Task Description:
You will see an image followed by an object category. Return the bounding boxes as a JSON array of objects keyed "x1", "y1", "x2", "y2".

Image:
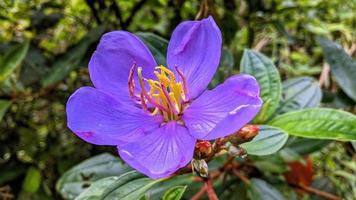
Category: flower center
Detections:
[{"x1": 128, "y1": 64, "x2": 189, "y2": 121}]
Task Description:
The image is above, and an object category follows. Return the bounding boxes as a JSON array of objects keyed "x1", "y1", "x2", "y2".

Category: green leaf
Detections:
[
  {"x1": 249, "y1": 178, "x2": 286, "y2": 200},
  {"x1": 100, "y1": 171, "x2": 164, "y2": 200},
  {"x1": 146, "y1": 174, "x2": 193, "y2": 199},
  {"x1": 162, "y1": 185, "x2": 187, "y2": 200},
  {"x1": 209, "y1": 48, "x2": 235, "y2": 88},
  {"x1": 137, "y1": 32, "x2": 168, "y2": 66},
  {"x1": 76, "y1": 176, "x2": 119, "y2": 200},
  {"x1": 269, "y1": 108, "x2": 356, "y2": 140},
  {"x1": 240, "y1": 125, "x2": 288, "y2": 156},
  {"x1": 0, "y1": 41, "x2": 29, "y2": 82},
  {"x1": 286, "y1": 137, "x2": 331, "y2": 155},
  {"x1": 19, "y1": 46, "x2": 48, "y2": 85},
  {"x1": 317, "y1": 37, "x2": 356, "y2": 101},
  {"x1": 220, "y1": 48, "x2": 234, "y2": 69},
  {"x1": 22, "y1": 167, "x2": 41, "y2": 194},
  {"x1": 277, "y1": 77, "x2": 322, "y2": 114},
  {"x1": 41, "y1": 26, "x2": 105, "y2": 87},
  {"x1": 76, "y1": 174, "x2": 176, "y2": 200},
  {"x1": 278, "y1": 148, "x2": 303, "y2": 163},
  {"x1": 240, "y1": 49, "x2": 282, "y2": 123},
  {"x1": 253, "y1": 160, "x2": 288, "y2": 173},
  {"x1": 56, "y1": 153, "x2": 131, "y2": 200},
  {"x1": 0, "y1": 100, "x2": 11, "y2": 122},
  {"x1": 218, "y1": 181, "x2": 249, "y2": 200}
]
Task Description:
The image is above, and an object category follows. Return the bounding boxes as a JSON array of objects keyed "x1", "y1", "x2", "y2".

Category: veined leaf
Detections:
[
  {"x1": 240, "y1": 49, "x2": 282, "y2": 123},
  {"x1": 241, "y1": 125, "x2": 288, "y2": 156},
  {"x1": 76, "y1": 175, "x2": 189, "y2": 200},
  {"x1": 0, "y1": 41, "x2": 29, "y2": 82},
  {"x1": 277, "y1": 77, "x2": 321, "y2": 114},
  {"x1": 147, "y1": 174, "x2": 193, "y2": 199},
  {"x1": 162, "y1": 185, "x2": 187, "y2": 200},
  {"x1": 100, "y1": 171, "x2": 164, "y2": 200},
  {"x1": 317, "y1": 37, "x2": 356, "y2": 102},
  {"x1": 76, "y1": 176, "x2": 119, "y2": 200},
  {"x1": 56, "y1": 153, "x2": 131, "y2": 200},
  {"x1": 269, "y1": 108, "x2": 356, "y2": 140}
]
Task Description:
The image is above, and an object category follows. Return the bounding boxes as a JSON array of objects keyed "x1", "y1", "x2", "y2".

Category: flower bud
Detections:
[
  {"x1": 239, "y1": 125, "x2": 259, "y2": 139},
  {"x1": 191, "y1": 159, "x2": 209, "y2": 178},
  {"x1": 194, "y1": 140, "x2": 212, "y2": 159},
  {"x1": 226, "y1": 125, "x2": 259, "y2": 145}
]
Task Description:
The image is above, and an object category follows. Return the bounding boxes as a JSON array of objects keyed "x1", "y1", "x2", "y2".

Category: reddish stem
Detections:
[
  {"x1": 233, "y1": 170, "x2": 250, "y2": 184},
  {"x1": 205, "y1": 178, "x2": 219, "y2": 200},
  {"x1": 297, "y1": 184, "x2": 342, "y2": 200},
  {"x1": 191, "y1": 185, "x2": 207, "y2": 200}
]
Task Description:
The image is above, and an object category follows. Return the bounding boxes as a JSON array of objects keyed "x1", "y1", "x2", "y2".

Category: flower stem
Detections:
[
  {"x1": 205, "y1": 178, "x2": 218, "y2": 200},
  {"x1": 296, "y1": 184, "x2": 342, "y2": 200},
  {"x1": 191, "y1": 185, "x2": 207, "y2": 200},
  {"x1": 232, "y1": 170, "x2": 250, "y2": 184}
]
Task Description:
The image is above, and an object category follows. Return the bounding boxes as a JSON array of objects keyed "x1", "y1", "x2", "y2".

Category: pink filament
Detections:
[
  {"x1": 175, "y1": 66, "x2": 189, "y2": 102},
  {"x1": 128, "y1": 63, "x2": 136, "y2": 98}
]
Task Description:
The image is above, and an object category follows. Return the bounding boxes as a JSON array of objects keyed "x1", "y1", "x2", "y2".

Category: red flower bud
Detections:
[
  {"x1": 237, "y1": 125, "x2": 259, "y2": 139},
  {"x1": 194, "y1": 140, "x2": 212, "y2": 158},
  {"x1": 226, "y1": 125, "x2": 260, "y2": 145}
]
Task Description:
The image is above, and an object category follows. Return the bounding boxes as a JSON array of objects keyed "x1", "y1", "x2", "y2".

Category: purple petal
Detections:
[
  {"x1": 89, "y1": 31, "x2": 157, "y2": 104},
  {"x1": 118, "y1": 121, "x2": 196, "y2": 179},
  {"x1": 182, "y1": 74, "x2": 262, "y2": 140},
  {"x1": 66, "y1": 87, "x2": 162, "y2": 145},
  {"x1": 167, "y1": 16, "x2": 222, "y2": 99}
]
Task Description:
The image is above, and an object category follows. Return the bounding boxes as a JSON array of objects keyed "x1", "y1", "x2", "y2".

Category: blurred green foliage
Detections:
[{"x1": 0, "y1": 0, "x2": 355, "y2": 199}]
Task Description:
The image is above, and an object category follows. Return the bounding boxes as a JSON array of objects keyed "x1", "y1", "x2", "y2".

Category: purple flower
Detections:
[{"x1": 66, "y1": 16, "x2": 262, "y2": 179}]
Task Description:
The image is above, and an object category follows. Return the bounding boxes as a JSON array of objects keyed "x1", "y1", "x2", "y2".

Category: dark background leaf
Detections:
[{"x1": 317, "y1": 38, "x2": 356, "y2": 102}]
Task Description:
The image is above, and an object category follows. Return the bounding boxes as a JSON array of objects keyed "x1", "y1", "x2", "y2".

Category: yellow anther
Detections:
[
  {"x1": 156, "y1": 65, "x2": 176, "y2": 81},
  {"x1": 147, "y1": 79, "x2": 159, "y2": 94},
  {"x1": 154, "y1": 71, "x2": 170, "y2": 87},
  {"x1": 151, "y1": 86, "x2": 169, "y2": 110},
  {"x1": 171, "y1": 83, "x2": 183, "y2": 103},
  {"x1": 169, "y1": 92, "x2": 180, "y2": 112},
  {"x1": 137, "y1": 67, "x2": 169, "y2": 113},
  {"x1": 133, "y1": 65, "x2": 187, "y2": 121}
]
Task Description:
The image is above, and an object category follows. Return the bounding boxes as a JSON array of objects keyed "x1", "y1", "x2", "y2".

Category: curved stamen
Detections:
[
  {"x1": 128, "y1": 63, "x2": 136, "y2": 98},
  {"x1": 175, "y1": 65, "x2": 189, "y2": 102},
  {"x1": 137, "y1": 67, "x2": 170, "y2": 113},
  {"x1": 160, "y1": 84, "x2": 179, "y2": 116},
  {"x1": 156, "y1": 66, "x2": 176, "y2": 81},
  {"x1": 129, "y1": 65, "x2": 188, "y2": 121}
]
